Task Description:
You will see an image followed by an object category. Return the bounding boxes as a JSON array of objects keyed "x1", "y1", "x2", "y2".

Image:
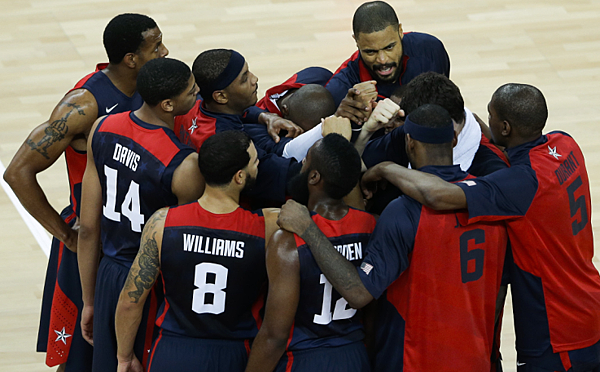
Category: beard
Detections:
[
  {"x1": 242, "y1": 174, "x2": 257, "y2": 193},
  {"x1": 287, "y1": 170, "x2": 310, "y2": 206},
  {"x1": 369, "y1": 61, "x2": 400, "y2": 83}
]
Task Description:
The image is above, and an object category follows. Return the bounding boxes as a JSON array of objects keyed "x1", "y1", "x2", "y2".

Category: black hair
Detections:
[
  {"x1": 285, "y1": 85, "x2": 336, "y2": 131},
  {"x1": 103, "y1": 13, "x2": 157, "y2": 64},
  {"x1": 136, "y1": 58, "x2": 191, "y2": 106},
  {"x1": 400, "y1": 72, "x2": 465, "y2": 124},
  {"x1": 192, "y1": 49, "x2": 232, "y2": 104},
  {"x1": 352, "y1": 1, "x2": 399, "y2": 36},
  {"x1": 198, "y1": 131, "x2": 252, "y2": 187},
  {"x1": 311, "y1": 134, "x2": 362, "y2": 199},
  {"x1": 492, "y1": 83, "x2": 547, "y2": 137}
]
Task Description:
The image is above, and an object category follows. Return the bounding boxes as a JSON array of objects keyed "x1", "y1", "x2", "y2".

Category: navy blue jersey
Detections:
[
  {"x1": 326, "y1": 32, "x2": 450, "y2": 107},
  {"x1": 243, "y1": 66, "x2": 334, "y2": 122},
  {"x1": 287, "y1": 208, "x2": 376, "y2": 351},
  {"x1": 455, "y1": 132, "x2": 600, "y2": 356},
  {"x1": 92, "y1": 111, "x2": 194, "y2": 263},
  {"x1": 156, "y1": 202, "x2": 267, "y2": 340},
  {"x1": 358, "y1": 165, "x2": 507, "y2": 371},
  {"x1": 362, "y1": 121, "x2": 508, "y2": 177},
  {"x1": 174, "y1": 102, "x2": 300, "y2": 204},
  {"x1": 66, "y1": 63, "x2": 143, "y2": 217}
]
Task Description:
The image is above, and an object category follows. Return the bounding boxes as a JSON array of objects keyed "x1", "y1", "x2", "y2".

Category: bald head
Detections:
[
  {"x1": 283, "y1": 84, "x2": 336, "y2": 131},
  {"x1": 492, "y1": 83, "x2": 547, "y2": 138}
]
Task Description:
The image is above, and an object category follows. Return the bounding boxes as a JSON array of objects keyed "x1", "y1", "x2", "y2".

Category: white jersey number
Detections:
[
  {"x1": 192, "y1": 262, "x2": 228, "y2": 315},
  {"x1": 103, "y1": 165, "x2": 145, "y2": 232},
  {"x1": 313, "y1": 274, "x2": 356, "y2": 325}
]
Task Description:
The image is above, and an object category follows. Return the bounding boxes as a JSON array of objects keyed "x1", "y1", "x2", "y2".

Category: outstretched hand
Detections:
[
  {"x1": 277, "y1": 200, "x2": 313, "y2": 236},
  {"x1": 361, "y1": 162, "x2": 394, "y2": 199},
  {"x1": 362, "y1": 98, "x2": 401, "y2": 133},
  {"x1": 260, "y1": 112, "x2": 304, "y2": 143}
]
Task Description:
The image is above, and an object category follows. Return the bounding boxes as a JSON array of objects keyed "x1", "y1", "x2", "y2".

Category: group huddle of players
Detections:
[{"x1": 5, "y1": 1, "x2": 600, "y2": 372}]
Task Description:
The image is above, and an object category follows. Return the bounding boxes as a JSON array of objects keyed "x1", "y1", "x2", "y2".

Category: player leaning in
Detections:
[
  {"x1": 3, "y1": 13, "x2": 167, "y2": 371},
  {"x1": 361, "y1": 84, "x2": 600, "y2": 371},
  {"x1": 115, "y1": 130, "x2": 280, "y2": 372}
]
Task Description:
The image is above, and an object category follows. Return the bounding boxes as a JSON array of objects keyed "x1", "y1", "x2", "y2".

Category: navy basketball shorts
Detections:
[
  {"x1": 147, "y1": 331, "x2": 250, "y2": 372},
  {"x1": 37, "y1": 206, "x2": 93, "y2": 371},
  {"x1": 517, "y1": 340, "x2": 600, "y2": 372},
  {"x1": 92, "y1": 256, "x2": 161, "y2": 372},
  {"x1": 275, "y1": 341, "x2": 371, "y2": 372}
]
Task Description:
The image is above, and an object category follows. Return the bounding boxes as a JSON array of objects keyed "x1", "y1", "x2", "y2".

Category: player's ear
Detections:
[
  {"x1": 452, "y1": 129, "x2": 459, "y2": 148},
  {"x1": 213, "y1": 90, "x2": 228, "y2": 105},
  {"x1": 160, "y1": 99, "x2": 175, "y2": 113},
  {"x1": 398, "y1": 24, "x2": 404, "y2": 39},
  {"x1": 123, "y1": 53, "x2": 137, "y2": 69},
  {"x1": 280, "y1": 103, "x2": 290, "y2": 118},
  {"x1": 308, "y1": 169, "x2": 321, "y2": 185},
  {"x1": 233, "y1": 169, "x2": 244, "y2": 186},
  {"x1": 502, "y1": 120, "x2": 512, "y2": 137}
]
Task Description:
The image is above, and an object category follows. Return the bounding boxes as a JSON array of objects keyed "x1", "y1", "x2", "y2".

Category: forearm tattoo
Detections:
[
  {"x1": 26, "y1": 102, "x2": 85, "y2": 159},
  {"x1": 125, "y1": 232, "x2": 160, "y2": 303}
]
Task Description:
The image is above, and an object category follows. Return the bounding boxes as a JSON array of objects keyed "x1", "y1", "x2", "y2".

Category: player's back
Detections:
[
  {"x1": 370, "y1": 170, "x2": 507, "y2": 372},
  {"x1": 91, "y1": 111, "x2": 194, "y2": 263},
  {"x1": 506, "y1": 131, "x2": 600, "y2": 354},
  {"x1": 156, "y1": 202, "x2": 267, "y2": 339},
  {"x1": 289, "y1": 208, "x2": 376, "y2": 351}
]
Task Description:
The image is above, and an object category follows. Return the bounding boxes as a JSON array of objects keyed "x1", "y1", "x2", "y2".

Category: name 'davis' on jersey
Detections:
[
  {"x1": 112, "y1": 143, "x2": 141, "y2": 172},
  {"x1": 333, "y1": 242, "x2": 363, "y2": 261},
  {"x1": 183, "y1": 234, "x2": 245, "y2": 259}
]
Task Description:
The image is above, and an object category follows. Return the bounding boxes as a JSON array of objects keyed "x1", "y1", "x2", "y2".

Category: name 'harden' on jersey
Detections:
[{"x1": 156, "y1": 202, "x2": 268, "y2": 340}]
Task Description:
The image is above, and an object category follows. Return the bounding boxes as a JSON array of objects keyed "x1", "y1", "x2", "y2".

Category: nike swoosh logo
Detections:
[
  {"x1": 516, "y1": 362, "x2": 526, "y2": 367},
  {"x1": 106, "y1": 103, "x2": 119, "y2": 113}
]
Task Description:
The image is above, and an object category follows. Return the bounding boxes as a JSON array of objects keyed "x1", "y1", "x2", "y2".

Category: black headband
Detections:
[
  {"x1": 404, "y1": 115, "x2": 454, "y2": 144},
  {"x1": 202, "y1": 50, "x2": 246, "y2": 96}
]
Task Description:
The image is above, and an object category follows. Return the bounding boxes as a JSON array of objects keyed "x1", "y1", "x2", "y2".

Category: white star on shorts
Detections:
[{"x1": 54, "y1": 327, "x2": 72, "y2": 345}]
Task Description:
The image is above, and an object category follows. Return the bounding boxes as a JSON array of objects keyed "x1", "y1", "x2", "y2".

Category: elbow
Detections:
[
  {"x1": 3, "y1": 165, "x2": 19, "y2": 189},
  {"x1": 346, "y1": 290, "x2": 373, "y2": 310},
  {"x1": 422, "y1": 190, "x2": 446, "y2": 210}
]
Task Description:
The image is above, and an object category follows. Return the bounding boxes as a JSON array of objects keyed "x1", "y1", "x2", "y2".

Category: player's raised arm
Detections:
[
  {"x1": 115, "y1": 208, "x2": 167, "y2": 372},
  {"x1": 276, "y1": 200, "x2": 373, "y2": 309},
  {"x1": 245, "y1": 229, "x2": 300, "y2": 372},
  {"x1": 3, "y1": 89, "x2": 98, "y2": 251},
  {"x1": 361, "y1": 161, "x2": 467, "y2": 210}
]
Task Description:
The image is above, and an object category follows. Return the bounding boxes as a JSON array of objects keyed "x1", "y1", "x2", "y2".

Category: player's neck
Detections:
[
  {"x1": 204, "y1": 101, "x2": 245, "y2": 116},
  {"x1": 134, "y1": 104, "x2": 174, "y2": 129},
  {"x1": 102, "y1": 64, "x2": 138, "y2": 97},
  {"x1": 505, "y1": 132, "x2": 543, "y2": 149},
  {"x1": 198, "y1": 185, "x2": 240, "y2": 214},
  {"x1": 309, "y1": 194, "x2": 348, "y2": 221}
]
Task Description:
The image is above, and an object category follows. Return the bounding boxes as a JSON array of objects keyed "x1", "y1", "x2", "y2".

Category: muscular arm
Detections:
[
  {"x1": 276, "y1": 200, "x2": 373, "y2": 309},
  {"x1": 171, "y1": 152, "x2": 205, "y2": 205},
  {"x1": 77, "y1": 118, "x2": 104, "y2": 344},
  {"x1": 116, "y1": 208, "x2": 166, "y2": 371},
  {"x1": 3, "y1": 90, "x2": 98, "y2": 251},
  {"x1": 245, "y1": 230, "x2": 300, "y2": 372},
  {"x1": 361, "y1": 162, "x2": 467, "y2": 210}
]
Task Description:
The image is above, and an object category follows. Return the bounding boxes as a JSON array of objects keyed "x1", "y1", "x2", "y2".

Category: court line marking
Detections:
[{"x1": 0, "y1": 159, "x2": 51, "y2": 257}]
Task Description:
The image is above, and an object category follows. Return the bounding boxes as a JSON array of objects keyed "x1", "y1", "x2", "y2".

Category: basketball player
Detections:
[
  {"x1": 277, "y1": 104, "x2": 508, "y2": 371},
  {"x1": 245, "y1": 134, "x2": 376, "y2": 372},
  {"x1": 77, "y1": 58, "x2": 204, "y2": 372},
  {"x1": 328, "y1": 1, "x2": 450, "y2": 125},
  {"x1": 361, "y1": 84, "x2": 600, "y2": 371},
  {"x1": 115, "y1": 130, "x2": 279, "y2": 372},
  {"x1": 2, "y1": 13, "x2": 167, "y2": 371}
]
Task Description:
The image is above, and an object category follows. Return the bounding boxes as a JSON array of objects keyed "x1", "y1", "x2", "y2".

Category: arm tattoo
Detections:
[
  {"x1": 125, "y1": 231, "x2": 160, "y2": 303},
  {"x1": 302, "y1": 224, "x2": 364, "y2": 293},
  {"x1": 26, "y1": 103, "x2": 86, "y2": 159}
]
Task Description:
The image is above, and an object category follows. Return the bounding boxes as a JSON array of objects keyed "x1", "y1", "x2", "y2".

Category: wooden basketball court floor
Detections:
[{"x1": 1, "y1": 0, "x2": 599, "y2": 370}]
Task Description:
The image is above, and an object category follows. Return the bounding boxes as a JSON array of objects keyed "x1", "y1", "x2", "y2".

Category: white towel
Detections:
[{"x1": 453, "y1": 107, "x2": 482, "y2": 171}]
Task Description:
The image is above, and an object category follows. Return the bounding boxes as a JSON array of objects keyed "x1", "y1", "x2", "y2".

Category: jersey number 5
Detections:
[
  {"x1": 460, "y1": 229, "x2": 485, "y2": 283},
  {"x1": 567, "y1": 176, "x2": 588, "y2": 236},
  {"x1": 314, "y1": 274, "x2": 356, "y2": 325},
  {"x1": 103, "y1": 165, "x2": 145, "y2": 232}
]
